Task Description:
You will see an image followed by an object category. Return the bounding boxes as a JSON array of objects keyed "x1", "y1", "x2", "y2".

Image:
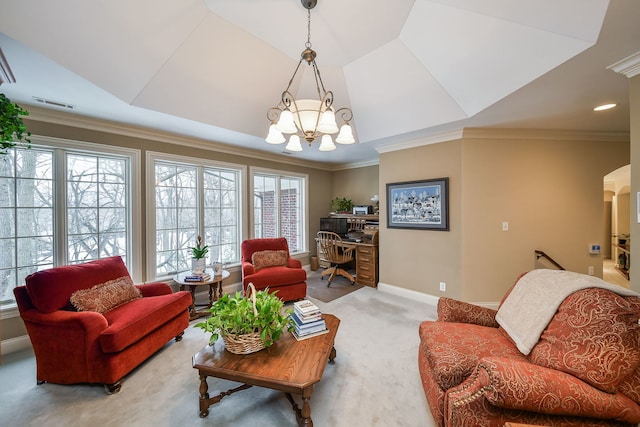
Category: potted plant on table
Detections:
[
  {"x1": 194, "y1": 283, "x2": 294, "y2": 354},
  {"x1": 330, "y1": 197, "x2": 354, "y2": 214},
  {"x1": 189, "y1": 235, "x2": 209, "y2": 275}
]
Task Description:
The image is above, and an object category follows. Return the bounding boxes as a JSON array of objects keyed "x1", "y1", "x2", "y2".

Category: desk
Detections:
[
  {"x1": 343, "y1": 241, "x2": 379, "y2": 287},
  {"x1": 174, "y1": 269, "x2": 230, "y2": 320},
  {"x1": 317, "y1": 239, "x2": 379, "y2": 287}
]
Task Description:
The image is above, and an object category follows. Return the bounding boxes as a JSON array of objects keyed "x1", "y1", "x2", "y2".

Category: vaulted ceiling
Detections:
[{"x1": 0, "y1": 0, "x2": 638, "y2": 166}]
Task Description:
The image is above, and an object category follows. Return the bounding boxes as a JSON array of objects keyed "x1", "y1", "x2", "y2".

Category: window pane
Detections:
[
  {"x1": 2, "y1": 147, "x2": 131, "y2": 308},
  {"x1": 66, "y1": 153, "x2": 129, "y2": 264},
  {"x1": 154, "y1": 162, "x2": 200, "y2": 276},
  {"x1": 252, "y1": 172, "x2": 305, "y2": 252},
  {"x1": 0, "y1": 148, "x2": 54, "y2": 306}
]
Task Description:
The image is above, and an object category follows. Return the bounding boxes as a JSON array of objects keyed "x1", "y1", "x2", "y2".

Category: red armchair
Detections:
[
  {"x1": 419, "y1": 270, "x2": 640, "y2": 427},
  {"x1": 241, "y1": 237, "x2": 306, "y2": 302},
  {"x1": 13, "y1": 256, "x2": 191, "y2": 393}
]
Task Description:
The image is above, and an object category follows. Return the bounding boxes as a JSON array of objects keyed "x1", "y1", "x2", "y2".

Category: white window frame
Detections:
[
  {"x1": 1, "y1": 136, "x2": 141, "y2": 316},
  {"x1": 146, "y1": 151, "x2": 246, "y2": 282},
  {"x1": 249, "y1": 166, "x2": 309, "y2": 254}
]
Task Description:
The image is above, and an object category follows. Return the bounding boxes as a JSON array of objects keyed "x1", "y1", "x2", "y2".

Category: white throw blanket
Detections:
[{"x1": 495, "y1": 269, "x2": 640, "y2": 355}]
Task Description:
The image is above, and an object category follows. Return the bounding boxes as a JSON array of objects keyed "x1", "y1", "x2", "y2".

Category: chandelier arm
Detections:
[
  {"x1": 267, "y1": 107, "x2": 282, "y2": 123},
  {"x1": 283, "y1": 59, "x2": 305, "y2": 97},
  {"x1": 335, "y1": 107, "x2": 353, "y2": 123}
]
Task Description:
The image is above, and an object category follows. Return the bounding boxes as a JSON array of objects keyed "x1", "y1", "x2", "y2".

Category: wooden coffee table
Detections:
[{"x1": 192, "y1": 313, "x2": 340, "y2": 426}]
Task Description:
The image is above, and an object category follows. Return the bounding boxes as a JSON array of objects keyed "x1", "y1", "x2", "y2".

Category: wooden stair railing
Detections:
[{"x1": 534, "y1": 250, "x2": 566, "y2": 270}]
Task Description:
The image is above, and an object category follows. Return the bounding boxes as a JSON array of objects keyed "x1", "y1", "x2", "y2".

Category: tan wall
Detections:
[
  {"x1": 330, "y1": 165, "x2": 379, "y2": 213},
  {"x1": 379, "y1": 131, "x2": 629, "y2": 303},
  {"x1": 631, "y1": 75, "x2": 640, "y2": 293},
  {"x1": 379, "y1": 140, "x2": 463, "y2": 299},
  {"x1": 460, "y1": 134, "x2": 628, "y2": 302}
]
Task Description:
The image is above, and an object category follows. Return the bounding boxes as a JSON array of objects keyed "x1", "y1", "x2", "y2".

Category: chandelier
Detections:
[{"x1": 266, "y1": 0, "x2": 355, "y2": 152}]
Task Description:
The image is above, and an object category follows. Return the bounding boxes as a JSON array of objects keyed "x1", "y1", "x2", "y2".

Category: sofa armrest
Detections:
[
  {"x1": 20, "y1": 308, "x2": 108, "y2": 339},
  {"x1": 447, "y1": 357, "x2": 640, "y2": 424},
  {"x1": 136, "y1": 281, "x2": 172, "y2": 297},
  {"x1": 437, "y1": 297, "x2": 499, "y2": 327},
  {"x1": 287, "y1": 257, "x2": 302, "y2": 269},
  {"x1": 242, "y1": 261, "x2": 256, "y2": 277}
]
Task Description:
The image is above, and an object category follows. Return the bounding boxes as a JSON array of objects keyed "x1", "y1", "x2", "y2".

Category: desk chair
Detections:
[{"x1": 316, "y1": 231, "x2": 355, "y2": 287}]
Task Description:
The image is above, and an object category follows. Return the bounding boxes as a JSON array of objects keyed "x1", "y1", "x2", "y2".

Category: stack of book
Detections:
[
  {"x1": 182, "y1": 272, "x2": 211, "y2": 282},
  {"x1": 291, "y1": 300, "x2": 328, "y2": 340}
]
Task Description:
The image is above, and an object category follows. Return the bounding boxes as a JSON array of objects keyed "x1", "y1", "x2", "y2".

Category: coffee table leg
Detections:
[
  {"x1": 199, "y1": 375, "x2": 210, "y2": 418},
  {"x1": 300, "y1": 387, "x2": 313, "y2": 427},
  {"x1": 328, "y1": 346, "x2": 337, "y2": 364},
  {"x1": 287, "y1": 387, "x2": 314, "y2": 427}
]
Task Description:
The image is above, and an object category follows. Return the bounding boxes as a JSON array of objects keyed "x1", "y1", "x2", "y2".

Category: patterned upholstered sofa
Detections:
[
  {"x1": 418, "y1": 269, "x2": 640, "y2": 427},
  {"x1": 14, "y1": 256, "x2": 192, "y2": 393}
]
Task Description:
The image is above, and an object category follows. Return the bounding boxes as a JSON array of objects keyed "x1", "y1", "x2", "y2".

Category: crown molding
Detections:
[
  {"x1": 375, "y1": 129, "x2": 464, "y2": 154},
  {"x1": 607, "y1": 51, "x2": 640, "y2": 78},
  {"x1": 24, "y1": 106, "x2": 340, "y2": 171},
  {"x1": 0, "y1": 47, "x2": 16, "y2": 85},
  {"x1": 462, "y1": 127, "x2": 630, "y2": 142}
]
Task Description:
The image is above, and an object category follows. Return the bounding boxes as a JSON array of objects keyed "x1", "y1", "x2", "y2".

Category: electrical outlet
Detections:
[
  {"x1": 588, "y1": 266, "x2": 594, "y2": 275},
  {"x1": 502, "y1": 221, "x2": 509, "y2": 231},
  {"x1": 439, "y1": 282, "x2": 446, "y2": 292}
]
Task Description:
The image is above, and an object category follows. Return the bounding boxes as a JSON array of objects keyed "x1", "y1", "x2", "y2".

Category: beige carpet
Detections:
[
  {"x1": 0, "y1": 286, "x2": 437, "y2": 427},
  {"x1": 306, "y1": 268, "x2": 364, "y2": 302}
]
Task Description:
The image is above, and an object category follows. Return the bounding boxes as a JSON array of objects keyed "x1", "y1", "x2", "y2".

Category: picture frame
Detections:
[{"x1": 386, "y1": 177, "x2": 449, "y2": 231}]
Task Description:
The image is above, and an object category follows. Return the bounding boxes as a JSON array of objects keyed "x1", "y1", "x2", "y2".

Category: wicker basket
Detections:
[
  {"x1": 221, "y1": 330, "x2": 265, "y2": 355},
  {"x1": 220, "y1": 283, "x2": 266, "y2": 355}
]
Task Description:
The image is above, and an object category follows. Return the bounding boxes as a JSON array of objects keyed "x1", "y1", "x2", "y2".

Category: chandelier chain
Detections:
[{"x1": 306, "y1": 9, "x2": 312, "y2": 48}]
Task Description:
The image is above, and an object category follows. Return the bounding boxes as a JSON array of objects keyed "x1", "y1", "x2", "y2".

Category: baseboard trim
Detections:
[
  {"x1": 377, "y1": 282, "x2": 440, "y2": 307},
  {"x1": 1, "y1": 335, "x2": 32, "y2": 355}
]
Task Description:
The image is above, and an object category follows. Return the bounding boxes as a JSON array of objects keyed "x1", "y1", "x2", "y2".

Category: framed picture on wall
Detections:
[{"x1": 386, "y1": 178, "x2": 449, "y2": 231}]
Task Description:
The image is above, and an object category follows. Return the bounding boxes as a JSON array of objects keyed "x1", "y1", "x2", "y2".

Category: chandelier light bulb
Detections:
[
  {"x1": 317, "y1": 109, "x2": 338, "y2": 134},
  {"x1": 285, "y1": 134, "x2": 303, "y2": 152},
  {"x1": 276, "y1": 110, "x2": 297, "y2": 134},
  {"x1": 318, "y1": 134, "x2": 336, "y2": 151},
  {"x1": 265, "y1": 124, "x2": 286, "y2": 144},
  {"x1": 335, "y1": 124, "x2": 355, "y2": 144}
]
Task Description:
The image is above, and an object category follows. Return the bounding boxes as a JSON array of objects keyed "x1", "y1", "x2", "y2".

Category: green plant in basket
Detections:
[{"x1": 194, "y1": 283, "x2": 295, "y2": 352}]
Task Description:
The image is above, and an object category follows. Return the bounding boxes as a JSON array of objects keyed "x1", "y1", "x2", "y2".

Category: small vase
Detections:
[{"x1": 191, "y1": 258, "x2": 206, "y2": 275}]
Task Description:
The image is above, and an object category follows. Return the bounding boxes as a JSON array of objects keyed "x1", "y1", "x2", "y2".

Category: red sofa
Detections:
[
  {"x1": 241, "y1": 237, "x2": 306, "y2": 302},
  {"x1": 419, "y1": 270, "x2": 640, "y2": 427},
  {"x1": 13, "y1": 256, "x2": 192, "y2": 393}
]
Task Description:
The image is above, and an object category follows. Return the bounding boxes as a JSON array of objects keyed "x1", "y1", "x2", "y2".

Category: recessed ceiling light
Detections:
[{"x1": 593, "y1": 103, "x2": 616, "y2": 111}]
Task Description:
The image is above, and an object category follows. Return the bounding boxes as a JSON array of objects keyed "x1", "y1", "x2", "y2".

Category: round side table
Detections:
[{"x1": 174, "y1": 269, "x2": 230, "y2": 320}]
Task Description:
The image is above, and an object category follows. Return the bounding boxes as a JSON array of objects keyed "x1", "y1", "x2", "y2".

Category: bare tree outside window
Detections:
[
  {"x1": 153, "y1": 161, "x2": 241, "y2": 278},
  {"x1": 1, "y1": 148, "x2": 53, "y2": 305}
]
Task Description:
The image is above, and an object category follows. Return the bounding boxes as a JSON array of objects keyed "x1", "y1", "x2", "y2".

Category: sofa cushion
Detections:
[
  {"x1": 419, "y1": 321, "x2": 527, "y2": 390},
  {"x1": 619, "y1": 364, "x2": 640, "y2": 404},
  {"x1": 528, "y1": 288, "x2": 640, "y2": 393},
  {"x1": 70, "y1": 276, "x2": 141, "y2": 313},
  {"x1": 100, "y1": 290, "x2": 191, "y2": 353},
  {"x1": 25, "y1": 256, "x2": 131, "y2": 313},
  {"x1": 245, "y1": 265, "x2": 307, "y2": 290},
  {"x1": 252, "y1": 250, "x2": 288, "y2": 271}
]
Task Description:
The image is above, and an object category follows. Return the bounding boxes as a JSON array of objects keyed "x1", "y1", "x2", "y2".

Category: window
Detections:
[
  {"x1": 1, "y1": 140, "x2": 138, "y2": 309},
  {"x1": 252, "y1": 169, "x2": 307, "y2": 253},
  {"x1": 149, "y1": 153, "x2": 243, "y2": 279}
]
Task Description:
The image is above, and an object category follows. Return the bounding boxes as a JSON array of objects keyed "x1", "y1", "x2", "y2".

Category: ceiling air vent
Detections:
[{"x1": 33, "y1": 96, "x2": 75, "y2": 110}]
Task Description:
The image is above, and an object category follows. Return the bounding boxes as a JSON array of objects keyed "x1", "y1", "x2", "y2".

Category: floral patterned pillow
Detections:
[
  {"x1": 252, "y1": 250, "x2": 288, "y2": 271},
  {"x1": 528, "y1": 288, "x2": 640, "y2": 393},
  {"x1": 70, "y1": 276, "x2": 141, "y2": 313}
]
